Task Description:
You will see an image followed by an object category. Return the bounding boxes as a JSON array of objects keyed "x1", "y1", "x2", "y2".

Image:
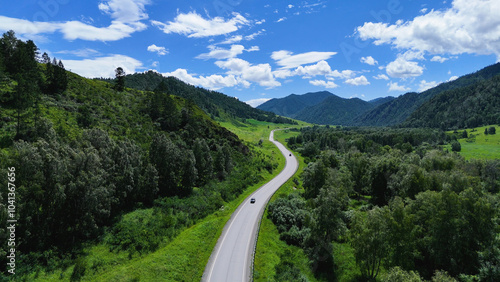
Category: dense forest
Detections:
[
  {"x1": 402, "y1": 75, "x2": 500, "y2": 129},
  {"x1": 99, "y1": 71, "x2": 297, "y2": 125},
  {"x1": 354, "y1": 62, "x2": 500, "y2": 127},
  {"x1": 268, "y1": 126, "x2": 499, "y2": 281},
  {"x1": 0, "y1": 31, "x2": 283, "y2": 277}
]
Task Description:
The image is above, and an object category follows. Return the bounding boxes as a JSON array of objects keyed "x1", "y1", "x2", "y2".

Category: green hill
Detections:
[
  {"x1": 294, "y1": 95, "x2": 375, "y2": 125},
  {"x1": 354, "y1": 62, "x2": 500, "y2": 126},
  {"x1": 402, "y1": 75, "x2": 500, "y2": 129},
  {"x1": 100, "y1": 70, "x2": 296, "y2": 125},
  {"x1": 257, "y1": 91, "x2": 334, "y2": 118}
]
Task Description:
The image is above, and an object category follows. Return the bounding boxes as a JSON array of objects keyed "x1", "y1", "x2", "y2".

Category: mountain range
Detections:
[{"x1": 258, "y1": 62, "x2": 500, "y2": 129}]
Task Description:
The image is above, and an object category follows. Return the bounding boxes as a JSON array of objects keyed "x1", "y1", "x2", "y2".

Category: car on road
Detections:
[
  {"x1": 289, "y1": 153, "x2": 291, "y2": 156},
  {"x1": 250, "y1": 198, "x2": 256, "y2": 204}
]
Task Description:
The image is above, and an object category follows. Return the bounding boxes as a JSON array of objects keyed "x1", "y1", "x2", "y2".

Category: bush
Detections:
[
  {"x1": 488, "y1": 126, "x2": 496, "y2": 135},
  {"x1": 451, "y1": 141, "x2": 461, "y2": 152}
]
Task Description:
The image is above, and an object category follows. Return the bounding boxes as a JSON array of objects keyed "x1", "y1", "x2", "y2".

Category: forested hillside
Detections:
[
  {"x1": 354, "y1": 62, "x2": 500, "y2": 126},
  {"x1": 99, "y1": 71, "x2": 296, "y2": 124},
  {"x1": 294, "y1": 95, "x2": 375, "y2": 125},
  {"x1": 267, "y1": 126, "x2": 500, "y2": 281},
  {"x1": 402, "y1": 74, "x2": 500, "y2": 129},
  {"x1": 0, "y1": 31, "x2": 281, "y2": 277},
  {"x1": 257, "y1": 91, "x2": 333, "y2": 118}
]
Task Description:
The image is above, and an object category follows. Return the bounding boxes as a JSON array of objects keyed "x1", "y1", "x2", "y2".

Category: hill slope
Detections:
[
  {"x1": 354, "y1": 62, "x2": 500, "y2": 126},
  {"x1": 257, "y1": 91, "x2": 333, "y2": 117},
  {"x1": 402, "y1": 74, "x2": 500, "y2": 129},
  {"x1": 294, "y1": 95, "x2": 375, "y2": 125},
  {"x1": 101, "y1": 71, "x2": 295, "y2": 124}
]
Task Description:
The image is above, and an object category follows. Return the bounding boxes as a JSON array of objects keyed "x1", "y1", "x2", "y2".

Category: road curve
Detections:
[{"x1": 202, "y1": 129, "x2": 298, "y2": 282}]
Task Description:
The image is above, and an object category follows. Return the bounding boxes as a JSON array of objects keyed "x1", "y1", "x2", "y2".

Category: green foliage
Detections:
[
  {"x1": 269, "y1": 126, "x2": 500, "y2": 281},
  {"x1": 114, "y1": 67, "x2": 125, "y2": 91},
  {"x1": 268, "y1": 193, "x2": 311, "y2": 246},
  {"x1": 451, "y1": 140, "x2": 461, "y2": 152},
  {"x1": 385, "y1": 266, "x2": 423, "y2": 282},
  {"x1": 274, "y1": 250, "x2": 308, "y2": 282},
  {"x1": 350, "y1": 207, "x2": 390, "y2": 279},
  {"x1": 489, "y1": 126, "x2": 496, "y2": 135}
]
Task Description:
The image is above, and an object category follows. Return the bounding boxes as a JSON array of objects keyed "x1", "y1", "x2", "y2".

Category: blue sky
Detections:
[{"x1": 1, "y1": 0, "x2": 499, "y2": 107}]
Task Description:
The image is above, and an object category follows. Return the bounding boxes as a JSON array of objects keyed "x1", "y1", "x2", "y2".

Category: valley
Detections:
[{"x1": 0, "y1": 21, "x2": 499, "y2": 282}]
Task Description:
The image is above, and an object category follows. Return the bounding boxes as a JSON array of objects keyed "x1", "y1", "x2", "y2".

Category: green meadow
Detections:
[{"x1": 446, "y1": 125, "x2": 500, "y2": 160}]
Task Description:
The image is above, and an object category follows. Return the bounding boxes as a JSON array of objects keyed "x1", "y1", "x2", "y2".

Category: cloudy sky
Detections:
[{"x1": 2, "y1": 0, "x2": 499, "y2": 106}]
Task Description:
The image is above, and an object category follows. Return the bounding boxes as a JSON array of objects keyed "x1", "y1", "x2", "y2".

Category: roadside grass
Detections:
[
  {"x1": 254, "y1": 128, "x2": 319, "y2": 282},
  {"x1": 24, "y1": 118, "x2": 294, "y2": 281},
  {"x1": 445, "y1": 125, "x2": 500, "y2": 160}
]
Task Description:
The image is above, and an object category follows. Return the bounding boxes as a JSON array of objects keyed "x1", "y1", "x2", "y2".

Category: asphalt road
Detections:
[{"x1": 202, "y1": 130, "x2": 298, "y2": 282}]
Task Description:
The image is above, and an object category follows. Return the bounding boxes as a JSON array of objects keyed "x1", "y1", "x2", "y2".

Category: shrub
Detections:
[{"x1": 451, "y1": 141, "x2": 461, "y2": 152}]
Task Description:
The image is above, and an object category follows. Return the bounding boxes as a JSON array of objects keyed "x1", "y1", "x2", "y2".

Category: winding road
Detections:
[{"x1": 202, "y1": 130, "x2": 298, "y2": 282}]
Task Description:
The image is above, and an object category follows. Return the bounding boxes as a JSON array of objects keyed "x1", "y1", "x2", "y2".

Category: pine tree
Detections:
[{"x1": 114, "y1": 67, "x2": 125, "y2": 91}]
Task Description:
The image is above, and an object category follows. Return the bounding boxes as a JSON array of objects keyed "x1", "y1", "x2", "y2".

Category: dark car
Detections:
[
  {"x1": 289, "y1": 153, "x2": 291, "y2": 156},
  {"x1": 250, "y1": 198, "x2": 256, "y2": 204}
]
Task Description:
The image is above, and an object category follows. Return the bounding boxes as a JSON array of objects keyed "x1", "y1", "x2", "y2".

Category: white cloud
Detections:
[
  {"x1": 98, "y1": 0, "x2": 150, "y2": 24},
  {"x1": 247, "y1": 46, "x2": 260, "y2": 52},
  {"x1": 345, "y1": 75, "x2": 370, "y2": 86},
  {"x1": 276, "y1": 17, "x2": 287, "y2": 23},
  {"x1": 197, "y1": 45, "x2": 245, "y2": 60},
  {"x1": 56, "y1": 48, "x2": 101, "y2": 57},
  {"x1": 246, "y1": 98, "x2": 271, "y2": 107},
  {"x1": 360, "y1": 56, "x2": 378, "y2": 65},
  {"x1": 386, "y1": 57, "x2": 424, "y2": 78},
  {"x1": 271, "y1": 60, "x2": 354, "y2": 80},
  {"x1": 448, "y1": 75, "x2": 459, "y2": 81},
  {"x1": 219, "y1": 35, "x2": 243, "y2": 44},
  {"x1": 215, "y1": 58, "x2": 281, "y2": 88},
  {"x1": 151, "y1": 12, "x2": 249, "y2": 38},
  {"x1": 357, "y1": 0, "x2": 500, "y2": 59},
  {"x1": 245, "y1": 30, "x2": 265, "y2": 41},
  {"x1": 271, "y1": 50, "x2": 337, "y2": 69},
  {"x1": 388, "y1": 81, "x2": 410, "y2": 92},
  {"x1": 288, "y1": 4, "x2": 294, "y2": 9},
  {"x1": 147, "y1": 44, "x2": 168, "y2": 55},
  {"x1": 418, "y1": 80, "x2": 440, "y2": 92},
  {"x1": 431, "y1": 56, "x2": 448, "y2": 63},
  {"x1": 256, "y1": 19, "x2": 266, "y2": 25},
  {"x1": 63, "y1": 54, "x2": 143, "y2": 78},
  {"x1": 0, "y1": 0, "x2": 150, "y2": 41},
  {"x1": 163, "y1": 68, "x2": 240, "y2": 90},
  {"x1": 310, "y1": 80, "x2": 338, "y2": 88},
  {"x1": 294, "y1": 60, "x2": 334, "y2": 77},
  {"x1": 374, "y1": 74, "x2": 390, "y2": 80}
]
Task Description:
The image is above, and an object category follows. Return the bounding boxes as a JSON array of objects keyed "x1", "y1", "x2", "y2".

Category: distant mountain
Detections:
[
  {"x1": 99, "y1": 71, "x2": 296, "y2": 124},
  {"x1": 257, "y1": 91, "x2": 333, "y2": 118},
  {"x1": 401, "y1": 74, "x2": 500, "y2": 129},
  {"x1": 294, "y1": 95, "x2": 375, "y2": 125},
  {"x1": 354, "y1": 62, "x2": 500, "y2": 126},
  {"x1": 369, "y1": 96, "x2": 395, "y2": 107}
]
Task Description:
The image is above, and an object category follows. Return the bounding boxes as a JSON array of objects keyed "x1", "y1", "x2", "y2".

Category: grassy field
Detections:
[
  {"x1": 24, "y1": 119, "x2": 306, "y2": 281},
  {"x1": 445, "y1": 125, "x2": 500, "y2": 160}
]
